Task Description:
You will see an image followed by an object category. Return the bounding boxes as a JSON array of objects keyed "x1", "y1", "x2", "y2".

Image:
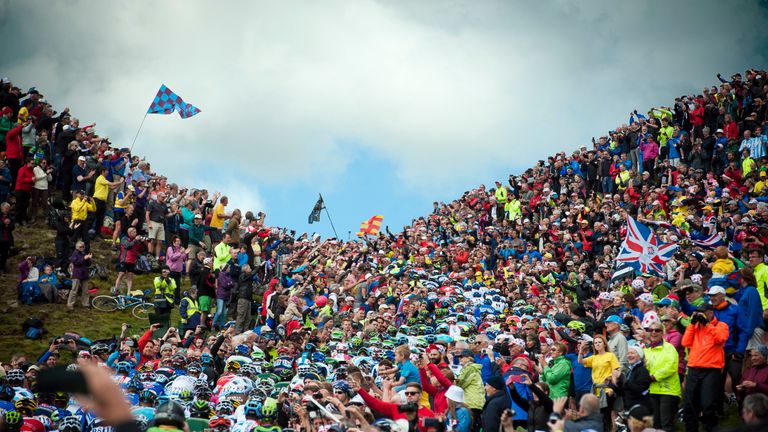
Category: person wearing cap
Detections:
[
  {"x1": 452, "y1": 348, "x2": 485, "y2": 422},
  {"x1": 619, "y1": 344, "x2": 652, "y2": 413},
  {"x1": 605, "y1": 315, "x2": 629, "y2": 372},
  {"x1": 481, "y1": 375, "x2": 510, "y2": 432},
  {"x1": 71, "y1": 154, "x2": 95, "y2": 196},
  {"x1": 711, "y1": 279, "x2": 756, "y2": 411},
  {"x1": 626, "y1": 404, "x2": 655, "y2": 432},
  {"x1": 681, "y1": 303, "x2": 730, "y2": 432},
  {"x1": 444, "y1": 385, "x2": 472, "y2": 432},
  {"x1": 178, "y1": 287, "x2": 201, "y2": 333}
]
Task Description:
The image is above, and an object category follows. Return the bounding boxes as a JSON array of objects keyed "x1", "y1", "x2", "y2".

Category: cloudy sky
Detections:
[{"x1": 1, "y1": 0, "x2": 766, "y2": 238}]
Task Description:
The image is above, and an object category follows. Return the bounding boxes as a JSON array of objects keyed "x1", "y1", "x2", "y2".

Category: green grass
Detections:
[{"x1": 0, "y1": 221, "x2": 180, "y2": 361}]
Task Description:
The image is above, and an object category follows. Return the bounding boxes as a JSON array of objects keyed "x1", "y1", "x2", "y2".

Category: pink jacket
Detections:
[
  {"x1": 165, "y1": 246, "x2": 187, "y2": 272},
  {"x1": 640, "y1": 140, "x2": 659, "y2": 161}
]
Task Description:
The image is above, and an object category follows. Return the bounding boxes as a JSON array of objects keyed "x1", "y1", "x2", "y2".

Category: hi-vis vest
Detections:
[
  {"x1": 495, "y1": 187, "x2": 508, "y2": 204},
  {"x1": 180, "y1": 297, "x2": 199, "y2": 323}
]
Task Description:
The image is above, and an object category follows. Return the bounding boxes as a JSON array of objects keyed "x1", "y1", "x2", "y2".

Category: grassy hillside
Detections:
[{"x1": 0, "y1": 220, "x2": 178, "y2": 361}]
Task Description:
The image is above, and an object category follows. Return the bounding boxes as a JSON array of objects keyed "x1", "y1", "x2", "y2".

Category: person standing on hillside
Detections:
[
  {"x1": 494, "y1": 181, "x2": 507, "y2": 222},
  {"x1": 208, "y1": 195, "x2": 230, "y2": 243},
  {"x1": 14, "y1": 158, "x2": 35, "y2": 225},
  {"x1": 145, "y1": 192, "x2": 170, "y2": 260}
]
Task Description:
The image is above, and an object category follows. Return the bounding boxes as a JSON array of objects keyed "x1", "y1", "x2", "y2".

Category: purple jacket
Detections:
[
  {"x1": 738, "y1": 364, "x2": 768, "y2": 401},
  {"x1": 70, "y1": 250, "x2": 91, "y2": 280}
]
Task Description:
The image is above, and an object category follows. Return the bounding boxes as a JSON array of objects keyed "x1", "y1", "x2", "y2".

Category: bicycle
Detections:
[{"x1": 91, "y1": 290, "x2": 155, "y2": 319}]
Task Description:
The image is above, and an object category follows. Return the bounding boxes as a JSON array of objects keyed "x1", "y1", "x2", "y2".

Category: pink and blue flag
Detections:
[
  {"x1": 147, "y1": 84, "x2": 201, "y2": 119},
  {"x1": 615, "y1": 217, "x2": 677, "y2": 275}
]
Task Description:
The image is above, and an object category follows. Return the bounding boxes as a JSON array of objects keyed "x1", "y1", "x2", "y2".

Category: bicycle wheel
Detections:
[
  {"x1": 92, "y1": 295, "x2": 119, "y2": 312},
  {"x1": 132, "y1": 303, "x2": 154, "y2": 320}
]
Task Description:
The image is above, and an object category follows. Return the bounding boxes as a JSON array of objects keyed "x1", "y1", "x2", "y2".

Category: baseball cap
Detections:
[
  {"x1": 77, "y1": 156, "x2": 86, "y2": 161},
  {"x1": 706, "y1": 286, "x2": 726, "y2": 296},
  {"x1": 605, "y1": 315, "x2": 623, "y2": 325},
  {"x1": 457, "y1": 349, "x2": 475, "y2": 358},
  {"x1": 194, "y1": 214, "x2": 202, "y2": 219}
]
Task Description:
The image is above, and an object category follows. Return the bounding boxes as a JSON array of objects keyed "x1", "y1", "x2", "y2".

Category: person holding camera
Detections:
[
  {"x1": 681, "y1": 303, "x2": 730, "y2": 432},
  {"x1": 69, "y1": 189, "x2": 96, "y2": 249},
  {"x1": 153, "y1": 268, "x2": 176, "y2": 316}
]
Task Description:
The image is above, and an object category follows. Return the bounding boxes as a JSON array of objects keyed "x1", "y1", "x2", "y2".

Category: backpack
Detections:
[
  {"x1": 146, "y1": 255, "x2": 160, "y2": 272},
  {"x1": 19, "y1": 281, "x2": 42, "y2": 305},
  {"x1": 136, "y1": 256, "x2": 152, "y2": 273},
  {"x1": 23, "y1": 316, "x2": 46, "y2": 339},
  {"x1": 89, "y1": 261, "x2": 109, "y2": 280}
]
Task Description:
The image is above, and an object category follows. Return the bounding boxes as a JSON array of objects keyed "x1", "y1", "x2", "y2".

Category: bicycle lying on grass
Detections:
[{"x1": 91, "y1": 290, "x2": 154, "y2": 319}]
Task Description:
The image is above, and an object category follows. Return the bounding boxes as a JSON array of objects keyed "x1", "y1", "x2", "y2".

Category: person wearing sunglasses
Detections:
[{"x1": 642, "y1": 321, "x2": 682, "y2": 432}]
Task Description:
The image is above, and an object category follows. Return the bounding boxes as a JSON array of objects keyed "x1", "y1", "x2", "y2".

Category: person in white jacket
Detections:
[{"x1": 30, "y1": 159, "x2": 53, "y2": 222}]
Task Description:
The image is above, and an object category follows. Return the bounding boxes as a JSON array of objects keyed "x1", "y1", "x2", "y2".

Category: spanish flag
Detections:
[{"x1": 357, "y1": 215, "x2": 384, "y2": 237}]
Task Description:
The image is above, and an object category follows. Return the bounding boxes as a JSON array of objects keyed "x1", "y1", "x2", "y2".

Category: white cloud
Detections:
[{"x1": 1, "y1": 0, "x2": 766, "y2": 206}]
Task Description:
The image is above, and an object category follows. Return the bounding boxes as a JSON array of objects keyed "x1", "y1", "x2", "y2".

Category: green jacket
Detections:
[
  {"x1": 456, "y1": 363, "x2": 485, "y2": 410},
  {"x1": 643, "y1": 341, "x2": 681, "y2": 397},
  {"x1": 541, "y1": 355, "x2": 572, "y2": 399},
  {"x1": 0, "y1": 116, "x2": 12, "y2": 144}
]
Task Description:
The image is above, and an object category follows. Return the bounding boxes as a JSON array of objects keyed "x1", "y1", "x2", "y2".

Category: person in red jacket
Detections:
[
  {"x1": 14, "y1": 158, "x2": 34, "y2": 224},
  {"x1": 418, "y1": 352, "x2": 454, "y2": 415},
  {"x1": 681, "y1": 303, "x2": 730, "y2": 432},
  {"x1": 5, "y1": 122, "x2": 24, "y2": 188},
  {"x1": 352, "y1": 379, "x2": 434, "y2": 432}
]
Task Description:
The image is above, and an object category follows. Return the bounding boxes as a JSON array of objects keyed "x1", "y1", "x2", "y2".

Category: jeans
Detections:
[
  {"x1": 212, "y1": 298, "x2": 228, "y2": 328},
  {"x1": 650, "y1": 394, "x2": 679, "y2": 432},
  {"x1": 684, "y1": 368, "x2": 721, "y2": 432},
  {"x1": 601, "y1": 176, "x2": 613, "y2": 194}
]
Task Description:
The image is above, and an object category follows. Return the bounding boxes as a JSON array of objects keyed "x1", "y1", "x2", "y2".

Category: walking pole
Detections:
[
  {"x1": 320, "y1": 193, "x2": 339, "y2": 239},
  {"x1": 129, "y1": 112, "x2": 149, "y2": 153}
]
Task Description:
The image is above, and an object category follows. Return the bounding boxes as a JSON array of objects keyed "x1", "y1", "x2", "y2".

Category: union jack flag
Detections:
[
  {"x1": 690, "y1": 231, "x2": 725, "y2": 249},
  {"x1": 615, "y1": 217, "x2": 677, "y2": 275}
]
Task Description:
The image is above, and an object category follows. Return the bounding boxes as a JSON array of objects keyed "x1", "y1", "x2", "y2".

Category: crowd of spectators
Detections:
[{"x1": 2, "y1": 69, "x2": 768, "y2": 432}]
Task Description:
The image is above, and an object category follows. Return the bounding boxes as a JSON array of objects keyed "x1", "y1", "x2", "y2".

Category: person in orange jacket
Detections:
[{"x1": 681, "y1": 303, "x2": 730, "y2": 432}]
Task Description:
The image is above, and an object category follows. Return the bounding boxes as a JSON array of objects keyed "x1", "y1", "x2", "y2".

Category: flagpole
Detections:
[
  {"x1": 130, "y1": 112, "x2": 149, "y2": 153},
  {"x1": 319, "y1": 193, "x2": 339, "y2": 239}
]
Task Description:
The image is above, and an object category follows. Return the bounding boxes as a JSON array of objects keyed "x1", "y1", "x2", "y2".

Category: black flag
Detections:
[{"x1": 308, "y1": 195, "x2": 325, "y2": 224}]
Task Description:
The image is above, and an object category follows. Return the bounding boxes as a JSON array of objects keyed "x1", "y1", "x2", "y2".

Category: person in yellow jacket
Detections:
[
  {"x1": 614, "y1": 165, "x2": 631, "y2": 192},
  {"x1": 747, "y1": 249, "x2": 768, "y2": 310},
  {"x1": 643, "y1": 321, "x2": 681, "y2": 432},
  {"x1": 505, "y1": 196, "x2": 521, "y2": 222},
  {"x1": 70, "y1": 189, "x2": 96, "y2": 248},
  {"x1": 179, "y1": 288, "x2": 201, "y2": 332},
  {"x1": 493, "y1": 181, "x2": 507, "y2": 222},
  {"x1": 213, "y1": 233, "x2": 232, "y2": 270},
  {"x1": 153, "y1": 268, "x2": 176, "y2": 315}
]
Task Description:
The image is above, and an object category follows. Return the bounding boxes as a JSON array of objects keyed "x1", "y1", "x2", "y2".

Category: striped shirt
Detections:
[{"x1": 740, "y1": 136, "x2": 765, "y2": 159}]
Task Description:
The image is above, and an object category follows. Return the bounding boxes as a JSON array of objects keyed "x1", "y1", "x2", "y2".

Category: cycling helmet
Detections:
[
  {"x1": 115, "y1": 361, "x2": 133, "y2": 374},
  {"x1": 235, "y1": 344, "x2": 250, "y2": 356},
  {"x1": 153, "y1": 401, "x2": 187, "y2": 429},
  {"x1": 14, "y1": 398, "x2": 38, "y2": 415},
  {"x1": 208, "y1": 416, "x2": 232, "y2": 430},
  {"x1": 200, "y1": 353, "x2": 214, "y2": 365},
  {"x1": 178, "y1": 389, "x2": 193, "y2": 402},
  {"x1": 215, "y1": 400, "x2": 235, "y2": 415},
  {"x1": 240, "y1": 362, "x2": 259, "y2": 377},
  {"x1": 139, "y1": 389, "x2": 158, "y2": 405},
  {"x1": 567, "y1": 320, "x2": 586, "y2": 333},
  {"x1": 58, "y1": 416, "x2": 82, "y2": 432},
  {"x1": 372, "y1": 418, "x2": 400, "y2": 432},
  {"x1": 35, "y1": 415, "x2": 53, "y2": 431},
  {"x1": 6, "y1": 369, "x2": 25, "y2": 385},
  {"x1": 90, "y1": 343, "x2": 110, "y2": 356},
  {"x1": 243, "y1": 399, "x2": 261, "y2": 417},
  {"x1": 138, "y1": 371, "x2": 157, "y2": 382},
  {"x1": 186, "y1": 362, "x2": 202, "y2": 374},
  {"x1": 4, "y1": 411, "x2": 22, "y2": 431},
  {"x1": 260, "y1": 397, "x2": 278, "y2": 420},
  {"x1": 189, "y1": 399, "x2": 212, "y2": 419}
]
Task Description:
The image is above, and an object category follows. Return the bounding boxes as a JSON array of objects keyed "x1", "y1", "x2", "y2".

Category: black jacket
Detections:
[
  {"x1": 621, "y1": 361, "x2": 652, "y2": 410},
  {"x1": 509, "y1": 383, "x2": 553, "y2": 432},
  {"x1": 482, "y1": 390, "x2": 510, "y2": 432},
  {"x1": 564, "y1": 413, "x2": 603, "y2": 432}
]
